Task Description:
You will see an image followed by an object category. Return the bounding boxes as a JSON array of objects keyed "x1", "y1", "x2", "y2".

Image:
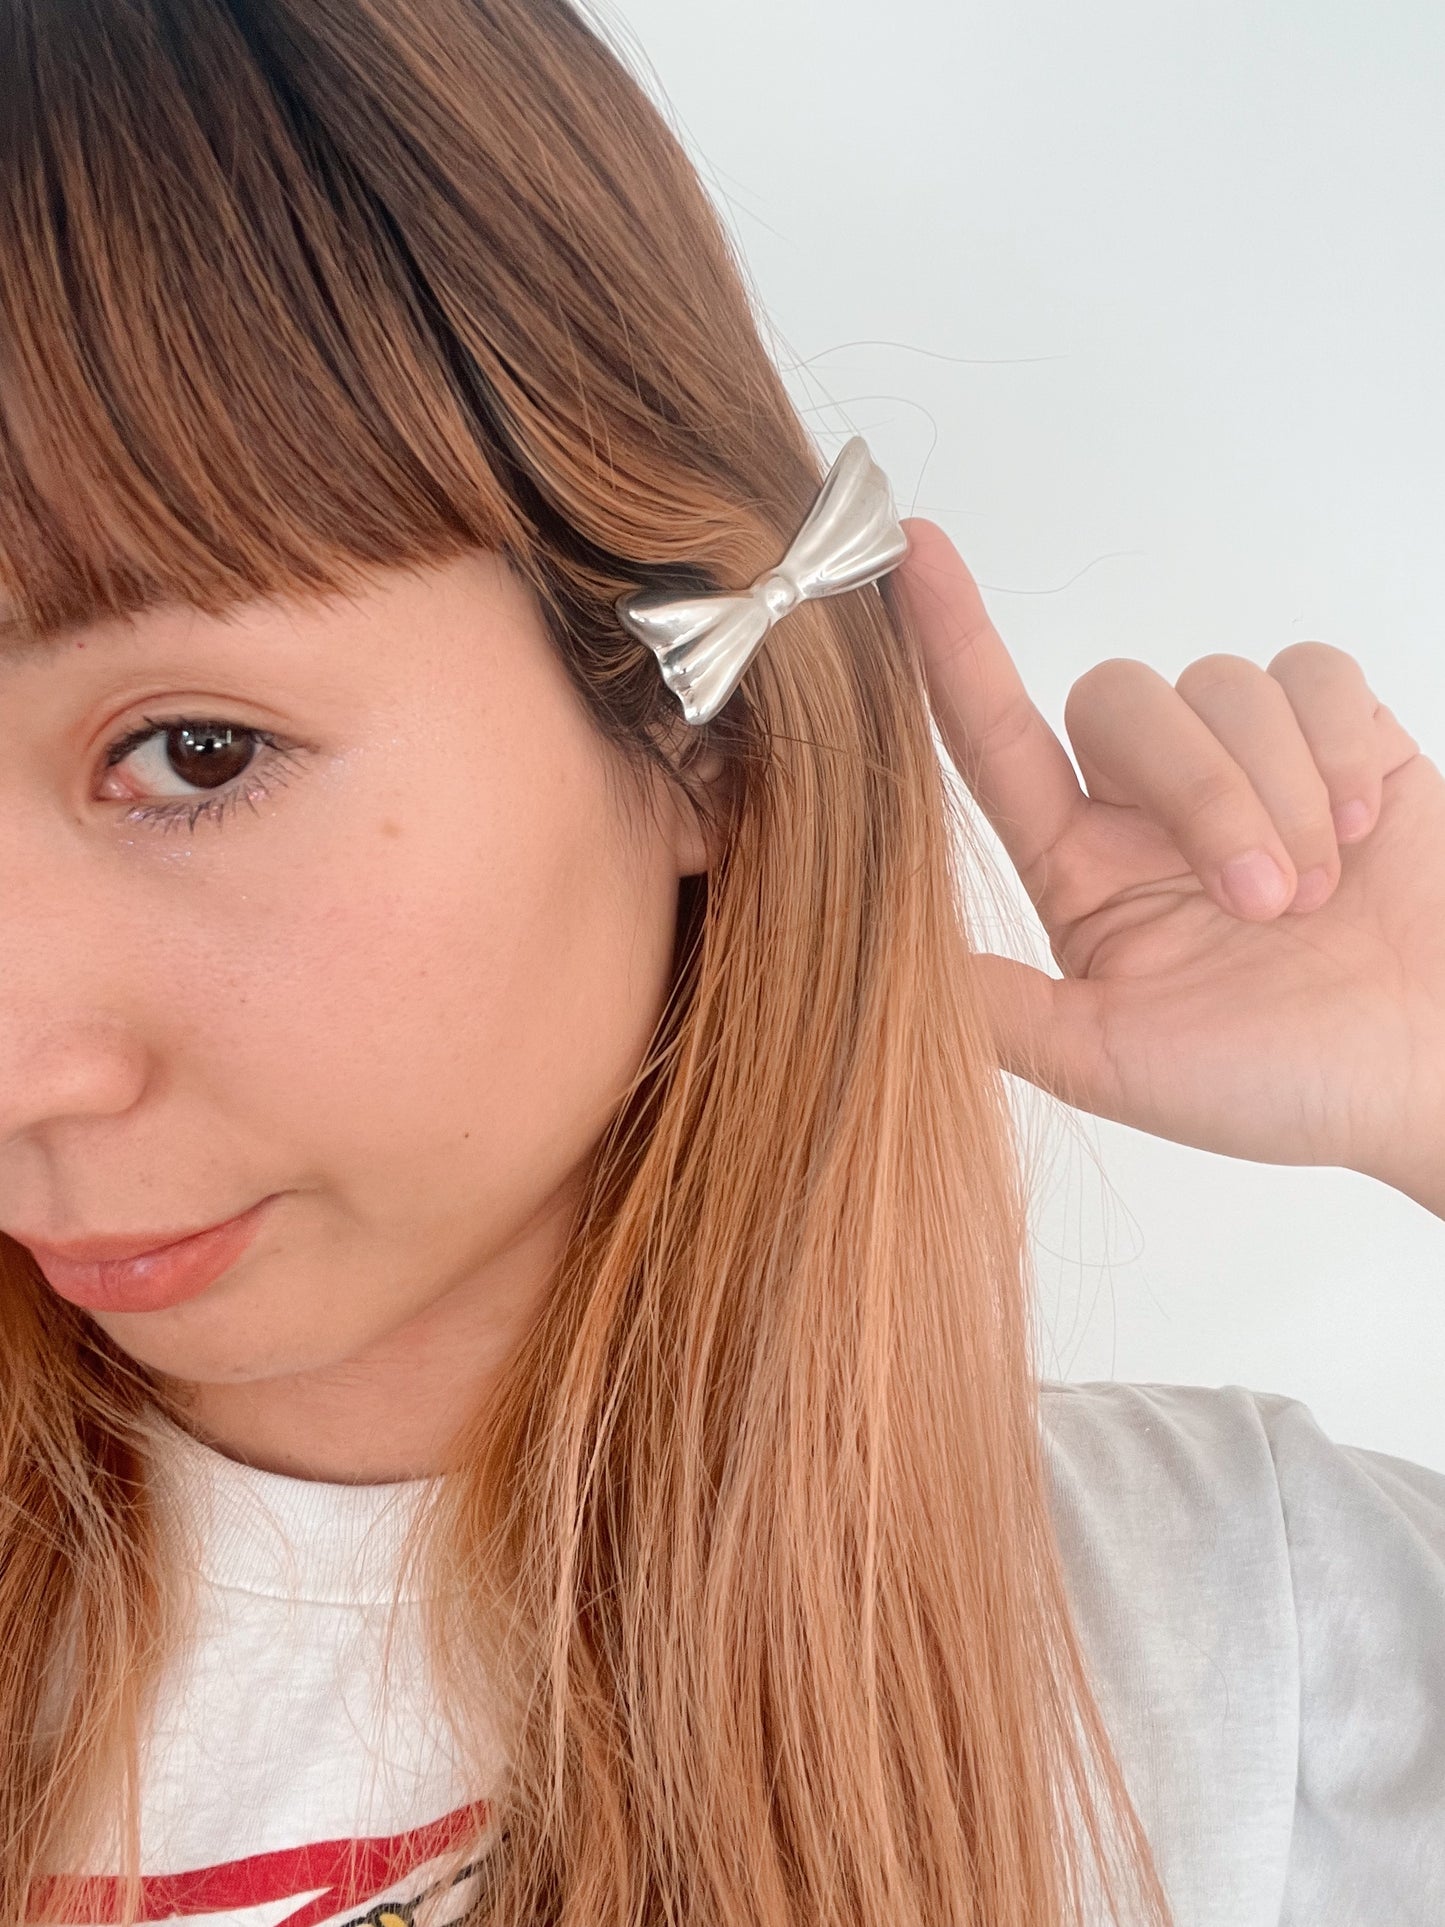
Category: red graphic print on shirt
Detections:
[{"x1": 26, "y1": 1798, "x2": 493, "y2": 1926}]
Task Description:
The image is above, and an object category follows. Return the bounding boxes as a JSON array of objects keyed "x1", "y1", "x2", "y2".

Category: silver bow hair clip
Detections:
[{"x1": 615, "y1": 435, "x2": 911, "y2": 728}]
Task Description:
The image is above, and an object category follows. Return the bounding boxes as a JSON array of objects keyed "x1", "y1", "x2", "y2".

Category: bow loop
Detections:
[{"x1": 616, "y1": 437, "x2": 909, "y2": 727}]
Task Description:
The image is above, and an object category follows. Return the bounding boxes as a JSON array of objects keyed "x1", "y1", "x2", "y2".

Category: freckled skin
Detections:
[{"x1": 0, "y1": 551, "x2": 719, "y2": 1481}]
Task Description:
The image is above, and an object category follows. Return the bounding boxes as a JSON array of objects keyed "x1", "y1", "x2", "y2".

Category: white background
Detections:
[{"x1": 596, "y1": 0, "x2": 1445, "y2": 1467}]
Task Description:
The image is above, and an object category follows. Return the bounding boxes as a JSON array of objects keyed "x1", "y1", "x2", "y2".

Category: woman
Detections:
[{"x1": 0, "y1": 0, "x2": 1439, "y2": 1922}]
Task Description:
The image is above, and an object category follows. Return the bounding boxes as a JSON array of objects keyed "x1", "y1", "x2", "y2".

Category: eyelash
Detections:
[{"x1": 101, "y1": 714, "x2": 305, "y2": 836}]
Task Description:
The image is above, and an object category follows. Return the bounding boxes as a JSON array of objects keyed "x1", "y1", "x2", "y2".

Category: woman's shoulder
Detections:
[
  {"x1": 1036, "y1": 1379, "x2": 1308, "y2": 1736},
  {"x1": 1037, "y1": 1378, "x2": 1445, "y2": 1925},
  {"x1": 1038, "y1": 1375, "x2": 1445, "y2": 1551},
  {"x1": 1037, "y1": 1375, "x2": 1445, "y2": 1667}
]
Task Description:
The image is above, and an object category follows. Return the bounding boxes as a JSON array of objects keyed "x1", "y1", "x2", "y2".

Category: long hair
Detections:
[{"x1": 0, "y1": 1, "x2": 1173, "y2": 1922}]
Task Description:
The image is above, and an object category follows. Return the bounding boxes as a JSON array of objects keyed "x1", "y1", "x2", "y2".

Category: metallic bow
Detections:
[{"x1": 615, "y1": 435, "x2": 911, "y2": 727}]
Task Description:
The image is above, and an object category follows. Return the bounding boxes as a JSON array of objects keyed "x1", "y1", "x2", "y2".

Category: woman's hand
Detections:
[{"x1": 893, "y1": 518, "x2": 1445, "y2": 1209}]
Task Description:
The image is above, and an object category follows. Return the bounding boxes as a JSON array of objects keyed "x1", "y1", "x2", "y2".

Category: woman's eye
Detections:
[{"x1": 99, "y1": 714, "x2": 304, "y2": 835}]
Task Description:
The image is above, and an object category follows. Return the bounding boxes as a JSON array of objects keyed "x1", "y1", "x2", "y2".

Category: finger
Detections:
[
  {"x1": 1266, "y1": 641, "x2": 1416, "y2": 847},
  {"x1": 1373, "y1": 702, "x2": 1423, "y2": 765},
  {"x1": 969, "y1": 950, "x2": 1122, "y2": 1118},
  {"x1": 1174, "y1": 651, "x2": 1353, "y2": 915},
  {"x1": 892, "y1": 519, "x2": 1087, "y2": 898},
  {"x1": 1061, "y1": 657, "x2": 1305, "y2": 921}
]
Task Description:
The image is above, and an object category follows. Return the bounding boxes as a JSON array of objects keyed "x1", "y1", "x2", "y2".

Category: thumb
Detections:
[{"x1": 967, "y1": 951, "x2": 1117, "y2": 1115}]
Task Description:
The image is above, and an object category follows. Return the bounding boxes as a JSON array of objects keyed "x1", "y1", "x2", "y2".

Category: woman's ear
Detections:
[{"x1": 646, "y1": 714, "x2": 732, "y2": 878}]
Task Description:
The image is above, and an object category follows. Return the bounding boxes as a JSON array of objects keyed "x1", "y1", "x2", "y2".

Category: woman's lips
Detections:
[{"x1": 26, "y1": 1195, "x2": 280, "y2": 1314}]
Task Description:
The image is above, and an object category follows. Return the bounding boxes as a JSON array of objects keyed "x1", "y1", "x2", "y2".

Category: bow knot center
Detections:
[{"x1": 757, "y1": 572, "x2": 800, "y2": 622}]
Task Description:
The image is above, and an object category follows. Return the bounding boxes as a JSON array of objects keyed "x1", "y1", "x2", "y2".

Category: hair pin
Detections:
[{"x1": 616, "y1": 435, "x2": 910, "y2": 727}]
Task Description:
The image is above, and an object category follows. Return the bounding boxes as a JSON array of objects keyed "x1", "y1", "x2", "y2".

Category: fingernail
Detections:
[
  {"x1": 1221, "y1": 849, "x2": 1291, "y2": 916},
  {"x1": 1291, "y1": 865, "x2": 1332, "y2": 913},
  {"x1": 1333, "y1": 799, "x2": 1370, "y2": 842}
]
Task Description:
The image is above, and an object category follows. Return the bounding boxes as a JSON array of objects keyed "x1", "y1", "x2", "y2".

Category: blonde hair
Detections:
[{"x1": 0, "y1": 1, "x2": 1172, "y2": 1922}]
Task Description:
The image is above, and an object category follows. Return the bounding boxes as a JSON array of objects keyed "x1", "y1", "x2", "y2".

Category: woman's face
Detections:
[{"x1": 0, "y1": 549, "x2": 715, "y2": 1479}]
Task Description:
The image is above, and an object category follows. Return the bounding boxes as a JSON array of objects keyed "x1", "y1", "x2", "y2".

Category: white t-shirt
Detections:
[{"x1": 33, "y1": 1381, "x2": 1445, "y2": 1927}]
